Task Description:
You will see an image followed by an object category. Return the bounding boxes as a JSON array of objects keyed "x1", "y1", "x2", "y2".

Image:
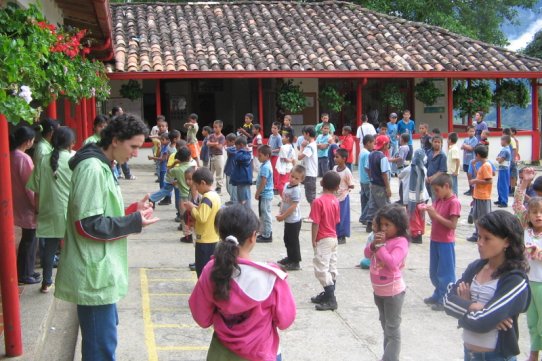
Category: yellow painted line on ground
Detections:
[
  {"x1": 147, "y1": 278, "x2": 196, "y2": 282},
  {"x1": 148, "y1": 293, "x2": 190, "y2": 296},
  {"x1": 140, "y1": 268, "x2": 158, "y2": 361},
  {"x1": 153, "y1": 323, "x2": 198, "y2": 329},
  {"x1": 156, "y1": 346, "x2": 209, "y2": 351}
]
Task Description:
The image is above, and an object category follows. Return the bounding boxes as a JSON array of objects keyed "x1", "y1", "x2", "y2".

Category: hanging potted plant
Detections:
[
  {"x1": 381, "y1": 83, "x2": 405, "y2": 110},
  {"x1": 277, "y1": 79, "x2": 307, "y2": 114},
  {"x1": 319, "y1": 85, "x2": 349, "y2": 113},
  {"x1": 120, "y1": 80, "x2": 143, "y2": 101},
  {"x1": 453, "y1": 80, "x2": 492, "y2": 118},
  {"x1": 414, "y1": 79, "x2": 444, "y2": 106},
  {"x1": 0, "y1": 4, "x2": 110, "y2": 124},
  {"x1": 493, "y1": 79, "x2": 530, "y2": 108}
]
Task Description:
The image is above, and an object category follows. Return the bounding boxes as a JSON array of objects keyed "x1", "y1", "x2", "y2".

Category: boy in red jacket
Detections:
[{"x1": 340, "y1": 125, "x2": 354, "y2": 171}]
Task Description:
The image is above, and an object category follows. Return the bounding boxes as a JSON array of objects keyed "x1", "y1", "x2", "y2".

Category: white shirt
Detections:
[
  {"x1": 302, "y1": 141, "x2": 318, "y2": 177},
  {"x1": 356, "y1": 123, "x2": 377, "y2": 146}
]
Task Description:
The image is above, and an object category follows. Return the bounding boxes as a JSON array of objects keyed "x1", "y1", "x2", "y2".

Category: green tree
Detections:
[
  {"x1": 357, "y1": 0, "x2": 536, "y2": 46},
  {"x1": 524, "y1": 29, "x2": 542, "y2": 58}
]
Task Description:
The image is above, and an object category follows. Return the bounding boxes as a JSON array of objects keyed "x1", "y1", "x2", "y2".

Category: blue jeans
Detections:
[
  {"x1": 451, "y1": 174, "x2": 458, "y2": 196},
  {"x1": 464, "y1": 347, "x2": 516, "y2": 361},
  {"x1": 42, "y1": 237, "x2": 60, "y2": 286},
  {"x1": 258, "y1": 197, "x2": 272, "y2": 238},
  {"x1": 497, "y1": 168, "x2": 510, "y2": 205},
  {"x1": 226, "y1": 175, "x2": 238, "y2": 202},
  {"x1": 77, "y1": 304, "x2": 118, "y2": 361},
  {"x1": 158, "y1": 169, "x2": 166, "y2": 189},
  {"x1": 237, "y1": 184, "x2": 251, "y2": 209},
  {"x1": 149, "y1": 182, "x2": 173, "y2": 203},
  {"x1": 429, "y1": 241, "x2": 456, "y2": 303}
]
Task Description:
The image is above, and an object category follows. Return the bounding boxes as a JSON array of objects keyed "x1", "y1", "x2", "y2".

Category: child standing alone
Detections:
[
  {"x1": 276, "y1": 132, "x2": 296, "y2": 196},
  {"x1": 495, "y1": 135, "x2": 512, "y2": 208},
  {"x1": 269, "y1": 122, "x2": 283, "y2": 195},
  {"x1": 255, "y1": 145, "x2": 274, "y2": 243},
  {"x1": 422, "y1": 174, "x2": 461, "y2": 311},
  {"x1": 189, "y1": 204, "x2": 296, "y2": 361},
  {"x1": 364, "y1": 204, "x2": 409, "y2": 361},
  {"x1": 333, "y1": 149, "x2": 354, "y2": 245},
  {"x1": 309, "y1": 171, "x2": 341, "y2": 311},
  {"x1": 276, "y1": 165, "x2": 306, "y2": 271}
]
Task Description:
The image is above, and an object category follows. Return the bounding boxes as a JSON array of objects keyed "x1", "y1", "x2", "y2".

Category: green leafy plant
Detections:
[
  {"x1": 319, "y1": 85, "x2": 349, "y2": 113},
  {"x1": 0, "y1": 4, "x2": 110, "y2": 124},
  {"x1": 120, "y1": 80, "x2": 143, "y2": 101},
  {"x1": 453, "y1": 80, "x2": 492, "y2": 118},
  {"x1": 414, "y1": 79, "x2": 444, "y2": 106},
  {"x1": 277, "y1": 80, "x2": 306, "y2": 114},
  {"x1": 493, "y1": 79, "x2": 530, "y2": 108},
  {"x1": 381, "y1": 83, "x2": 405, "y2": 110}
]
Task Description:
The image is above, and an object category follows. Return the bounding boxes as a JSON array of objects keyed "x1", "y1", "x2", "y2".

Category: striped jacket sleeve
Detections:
[{"x1": 444, "y1": 267, "x2": 530, "y2": 333}]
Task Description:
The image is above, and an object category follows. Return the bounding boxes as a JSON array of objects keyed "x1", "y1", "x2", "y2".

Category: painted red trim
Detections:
[
  {"x1": 155, "y1": 80, "x2": 162, "y2": 116},
  {"x1": 90, "y1": 37, "x2": 111, "y2": 52},
  {"x1": 0, "y1": 114, "x2": 23, "y2": 356},
  {"x1": 107, "y1": 71, "x2": 542, "y2": 80},
  {"x1": 75, "y1": 220, "x2": 125, "y2": 242},
  {"x1": 447, "y1": 78, "x2": 453, "y2": 133},
  {"x1": 412, "y1": 129, "x2": 534, "y2": 138},
  {"x1": 258, "y1": 79, "x2": 264, "y2": 129},
  {"x1": 356, "y1": 79, "x2": 363, "y2": 127},
  {"x1": 46, "y1": 96, "x2": 57, "y2": 119}
]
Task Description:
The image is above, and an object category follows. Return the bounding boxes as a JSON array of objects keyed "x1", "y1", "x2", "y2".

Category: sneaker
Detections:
[
  {"x1": 118, "y1": 174, "x2": 124, "y2": 179},
  {"x1": 423, "y1": 297, "x2": 438, "y2": 305},
  {"x1": 431, "y1": 303, "x2": 445, "y2": 312},
  {"x1": 366, "y1": 222, "x2": 373, "y2": 233},
  {"x1": 467, "y1": 235, "x2": 478, "y2": 243},
  {"x1": 493, "y1": 201, "x2": 501, "y2": 205},
  {"x1": 411, "y1": 235, "x2": 422, "y2": 244},
  {"x1": 40, "y1": 283, "x2": 53, "y2": 293},
  {"x1": 315, "y1": 297, "x2": 338, "y2": 311},
  {"x1": 310, "y1": 292, "x2": 326, "y2": 304},
  {"x1": 188, "y1": 263, "x2": 196, "y2": 271},
  {"x1": 127, "y1": 175, "x2": 137, "y2": 180},
  {"x1": 497, "y1": 203, "x2": 507, "y2": 208},
  {"x1": 256, "y1": 235, "x2": 272, "y2": 243},
  {"x1": 277, "y1": 257, "x2": 290, "y2": 265},
  {"x1": 467, "y1": 212, "x2": 474, "y2": 224},
  {"x1": 19, "y1": 276, "x2": 41, "y2": 285},
  {"x1": 464, "y1": 190, "x2": 472, "y2": 196},
  {"x1": 283, "y1": 262, "x2": 301, "y2": 271},
  {"x1": 174, "y1": 215, "x2": 181, "y2": 222},
  {"x1": 158, "y1": 199, "x2": 172, "y2": 206},
  {"x1": 338, "y1": 237, "x2": 346, "y2": 245},
  {"x1": 180, "y1": 235, "x2": 193, "y2": 243}
]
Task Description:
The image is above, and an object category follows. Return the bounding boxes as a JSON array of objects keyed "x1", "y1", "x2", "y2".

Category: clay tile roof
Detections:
[{"x1": 110, "y1": 1, "x2": 542, "y2": 73}]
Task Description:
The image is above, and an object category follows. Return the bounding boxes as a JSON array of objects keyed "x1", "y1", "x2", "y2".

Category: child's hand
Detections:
[
  {"x1": 184, "y1": 202, "x2": 195, "y2": 212},
  {"x1": 255, "y1": 192, "x2": 260, "y2": 200},
  {"x1": 496, "y1": 318, "x2": 514, "y2": 331},
  {"x1": 469, "y1": 179, "x2": 477, "y2": 186},
  {"x1": 457, "y1": 282, "x2": 471, "y2": 301},
  {"x1": 425, "y1": 205, "x2": 436, "y2": 217},
  {"x1": 276, "y1": 214, "x2": 284, "y2": 222},
  {"x1": 140, "y1": 207, "x2": 159, "y2": 227},
  {"x1": 374, "y1": 231, "x2": 386, "y2": 245},
  {"x1": 522, "y1": 167, "x2": 536, "y2": 184}
]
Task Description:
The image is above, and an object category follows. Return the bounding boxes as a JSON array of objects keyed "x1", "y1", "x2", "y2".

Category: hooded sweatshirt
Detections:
[{"x1": 189, "y1": 258, "x2": 296, "y2": 361}]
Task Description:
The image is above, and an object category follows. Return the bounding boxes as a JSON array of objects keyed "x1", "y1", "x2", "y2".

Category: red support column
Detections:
[
  {"x1": 46, "y1": 96, "x2": 57, "y2": 119},
  {"x1": 496, "y1": 80, "x2": 502, "y2": 129},
  {"x1": 155, "y1": 80, "x2": 162, "y2": 116},
  {"x1": 81, "y1": 98, "x2": 88, "y2": 142},
  {"x1": 0, "y1": 114, "x2": 23, "y2": 356},
  {"x1": 258, "y1": 79, "x2": 264, "y2": 129},
  {"x1": 447, "y1": 78, "x2": 453, "y2": 133},
  {"x1": 532, "y1": 79, "x2": 540, "y2": 162},
  {"x1": 357, "y1": 79, "x2": 363, "y2": 128},
  {"x1": 467, "y1": 79, "x2": 472, "y2": 125}
]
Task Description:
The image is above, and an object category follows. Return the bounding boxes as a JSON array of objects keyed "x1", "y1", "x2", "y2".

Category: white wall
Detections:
[
  {"x1": 413, "y1": 78, "x2": 448, "y2": 132},
  {"x1": 14, "y1": 0, "x2": 63, "y2": 25}
]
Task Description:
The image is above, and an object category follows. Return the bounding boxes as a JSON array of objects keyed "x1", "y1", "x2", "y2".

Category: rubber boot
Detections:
[{"x1": 315, "y1": 285, "x2": 338, "y2": 311}]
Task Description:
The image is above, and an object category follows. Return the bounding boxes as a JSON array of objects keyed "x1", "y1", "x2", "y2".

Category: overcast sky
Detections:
[{"x1": 504, "y1": 0, "x2": 542, "y2": 51}]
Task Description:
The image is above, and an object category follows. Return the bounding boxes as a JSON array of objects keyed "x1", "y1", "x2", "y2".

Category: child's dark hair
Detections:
[
  {"x1": 111, "y1": 106, "x2": 122, "y2": 117},
  {"x1": 474, "y1": 144, "x2": 488, "y2": 158},
  {"x1": 10, "y1": 126, "x2": 35, "y2": 151},
  {"x1": 511, "y1": 127, "x2": 517, "y2": 135},
  {"x1": 213, "y1": 119, "x2": 223, "y2": 128},
  {"x1": 245, "y1": 113, "x2": 254, "y2": 120},
  {"x1": 36, "y1": 118, "x2": 59, "y2": 138},
  {"x1": 235, "y1": 136, "x2": 247, "y2": 146},
  {"x1": 188, "y1": 113, "x2": 198, "y2": 121},
  {"x1": 321, "y1": 123, "x2": 330, "y2": 129},
  {"x1": 184, "y1": 166, "x2": 196, "y2": 178},
  {"x1": 335, "y1": 148, "x2": 348, "y2": 159},
  {"x1": 432, "y1": 128, "x2": 441, "y2": 135},
  {"x1": 168, "y1": 129, "x2": 180, "y2": 142},
  {"x1": 321, "y1": 170, "x2": 341, "y2": 191},
  {"x1": 503, "y1": 128, "x2": 512, "y2": 136},
  {"x1": 160, "y1": 132, "x2": 169, "y2": 141},
  {"x1": 448, "y1": 132, "x2": 458, "y2": 144},
  {"x1": 226, "y1": 133, "x2": 237, "y2": 142},
  {"x1": 292, "y1": 164, "x2": 306, "y2": 177},
  {"x1": 501, "y1": 135, "x2": 511, "y2": 144},
  {"x1": 374, "y1": 204, "x2": 409, "y2": 239},
  {"x1": 93, "y1": 115, "x2": 109, "y2": 130},
  {"x1": 176, "y1": 139, "x2": 187, "y2": 150},
  {"x1": 253, "y1": 124, "x2": 261, "y2": 131},
  {"x1": 212, "y1": 204, "x2": 260, "y2": 300},
  {"x1": 321, "y1": 112, "x2": 329, "y2": 118},
  {"x1": 192, "y1": 167, "x2": 214, "y2": 185},
  {"x1": 476, "y1": 210, "x2": 529, "y2": 277},
  {"x1": 431, "y1": 173, "x2": 453, "y2": 188},
  {"x1": 363, "y1": 134, "x2": 375, "y2": 145},
  {"x1": 400, "y1": 133, "x2": 410, "y2": 143},
  {"x1": 258, "y1": 144, "x2": 272, "y2": 157},
  {"x1": 343, "y1": 125, "x2": 352, "y2": 133},
  {"x1": 533, "y1": 176, "x2": 542, "y2": 193},
  {"x1": 99, "y1": 114, "x2": 149, "y2": 148},
  {"x1": 156, "y1": 115, "x2": 166, "y2": 123},
  {"x1": 379, "y1": 122, "x2": 388, "y2": 130},
  {"x1": 431, "y1": 134, "x2": 443, "y2": 143},
  {"x1": 175, "y1": 147, "x2": 191, "y2": 162},
  {"x1": 272, "y1": 121, "x2": 282, "y2": 129},
  {"x1": 476, "y1": 110, "x2": 485, "y2": 118},
  {"x1": 526, "y1": 197, "x2": 542, "y2": 228},
  {"x1": 282, "y1": 132, "x2": 294, "y2": 144},
  {"x1": 50, "y1": 126, "x2": 75, "y2": 179},
  {"x1": 202, "y1": 126, "x2": 212, "y2": 134},
  {"x1": 467, "y1": 125, "x2": 475, "y2": 131},
  {"x1": 303, "y1": 126, "x2": 316, "y2": 138}
]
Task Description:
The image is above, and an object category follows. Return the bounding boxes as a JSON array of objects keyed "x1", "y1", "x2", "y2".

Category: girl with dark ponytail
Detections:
[
  {"x1": 10, "y1": 126, "x2": 40, "y2": 284},
  {"x1": 27, "y1": 126, "x2": 75, "y2": 292},
  {"x1": 189, "y1": 204, "x2": 296, "y2": 361},
  {"x1": 33, "y1": 117, "x2": 59, "y2": 165}
]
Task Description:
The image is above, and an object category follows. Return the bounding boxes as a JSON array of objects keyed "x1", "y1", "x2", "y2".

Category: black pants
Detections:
[
  {"x1": 195, "y1": 242, "x2": 217, "y2": 278},
  {"x1": 284, "y1": 221, "x2": 302, "y2": 262},
  {"x1": 17, "y1": 228, "x2": 37, "y2": 279}
]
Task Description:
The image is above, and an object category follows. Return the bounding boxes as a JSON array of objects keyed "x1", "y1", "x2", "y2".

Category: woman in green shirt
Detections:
[
  {"x1": 27, "y1": 126, "x2": 75, "y2": 293},
  {"x1": 83, "y1": 114, "x2": 109, "y2": 146},
  {"x1": 32, "y1": 117, "x2": 59, "y2": 165}
]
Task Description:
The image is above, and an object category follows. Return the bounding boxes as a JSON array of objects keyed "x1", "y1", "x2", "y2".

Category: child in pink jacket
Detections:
[
  {"x1": 364, "y1": 204, "x2": 409, "y2": 361},
  {"x1": 189, "y1": 204, "x2": 296, "y2": 361}
]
